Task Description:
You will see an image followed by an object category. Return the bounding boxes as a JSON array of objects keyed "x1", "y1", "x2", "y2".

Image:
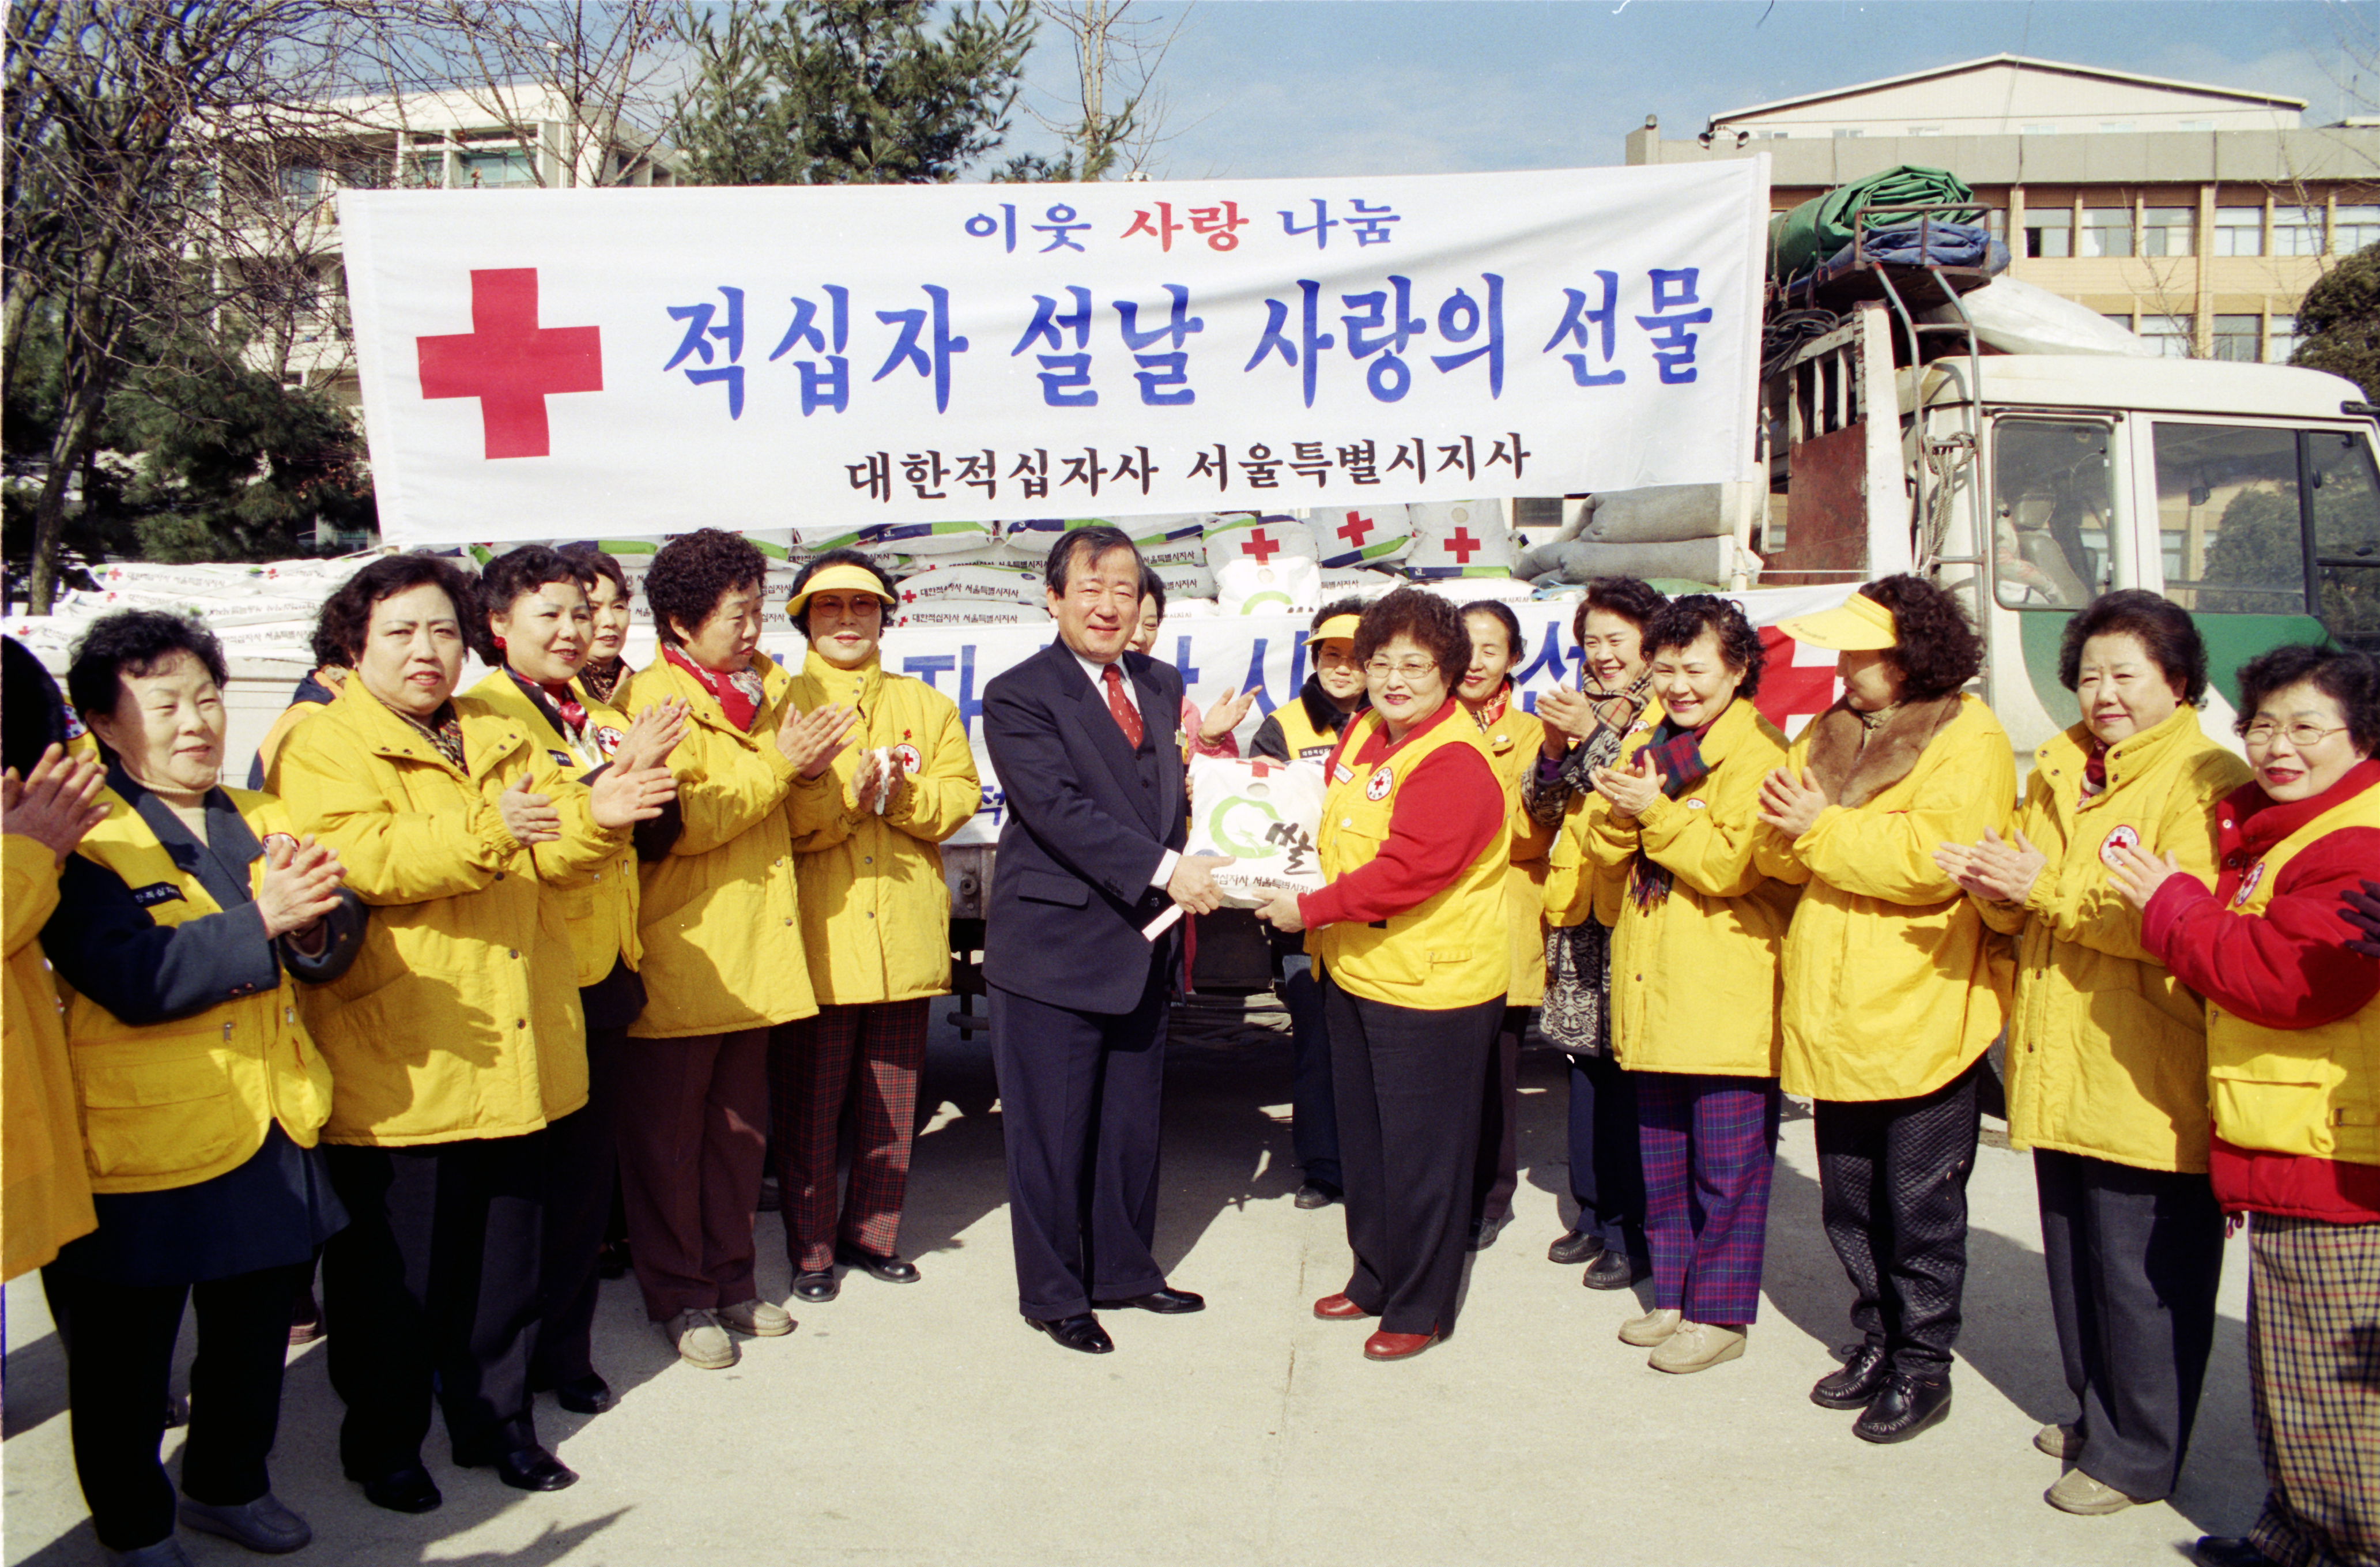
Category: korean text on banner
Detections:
[{"x1": 341, "y1": 161, "x2": 1771, "y2": 546}]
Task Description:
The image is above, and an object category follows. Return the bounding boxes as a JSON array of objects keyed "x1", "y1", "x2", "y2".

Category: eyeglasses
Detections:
[
  {"x1": 2243, "y1": 720, "x2": 2349, "y2": 749},
  {"x1": 1364, "y1": 658, "x2": 1439, "y2": 680}
]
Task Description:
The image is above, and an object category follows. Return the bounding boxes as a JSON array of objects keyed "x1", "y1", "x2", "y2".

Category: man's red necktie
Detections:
[{"x1": 1103, "y1": 664, "x2": 1144, "y2": 749}]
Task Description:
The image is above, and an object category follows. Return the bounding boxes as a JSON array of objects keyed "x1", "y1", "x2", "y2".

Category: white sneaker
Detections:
[
  {"x1": 1648, "y1": 1321, "x2": 1746, "y2": 1373},
  {"x1": 662, "y1": 1308, "x2": 737, "y2": 1369},
  {"x1": 2035, "y1": 1420, "x2": 2083, "y2": 1459},
  {"x1": 717, "y1": 1297, "x2": 795, "y2": 1338},
  {"x1": 1618, "y1": 1306, "x2": 1684, "y2": 1347}
]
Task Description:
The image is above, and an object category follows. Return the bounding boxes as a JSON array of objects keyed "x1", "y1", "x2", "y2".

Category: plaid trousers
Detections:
[
  {"x1": 769, "y1": 999, "x2": 931, "y2": 1274},
  {"x1": 1635, "y1": 1071, "x2": 1782, "y2": 1327},
  {"x1": 2246, "y1": 1213, "x2": 2380, "y2": 1567}
]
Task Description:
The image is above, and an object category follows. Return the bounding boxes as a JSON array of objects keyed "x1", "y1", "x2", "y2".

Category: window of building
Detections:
[
  {"x1": 2141, "y1": 206, "x2": 2193, "y2": 257},
  {"x1": 1832, "y1": 127, "x2": 1864, "y2": 139},
  {"x1": 458, "y1": 146, "x2": 535, "y2": 187},
  {"x1": 2213, "y1": 314, "x2": 2262, "y2": 361},
  {"x1": 2100, "y1": 122, "x2": 2137, "y2": 133},
  {"x1": 1764, "y1": 130, "x2": 1790, "y2": 140},
  {"x1": 2138, "y1": 314, "x2": 2193, "y2": 357},
  {"x1": 2273, "y1": 205, "x2": 2325, "y2": 256},
  {"x1": 1982, "y1": 208, "x2": 2008, "y2": 244},
  {"x1": 2022, "y1": 124, "x2": 2060, "y2": 135},
  {"x1": 2267, "y1": 321, "x2": 2303, "y2": 363},
  {"x1": 2080, "y1": 206, "x2": 2134, "y2": 258},
  {"x1": 2152, "y1": 421, "x2": 2308, "y2": 613},
  {"x1": 2100, "y1": 312, "x2": 2137, "y2": 334},
  {"x1": 1993, "y1": 419, "x2": 2113, "y2": 611},
  {"x1": 2213, "y1": 205, "x2": 2264, "y2": 257},
  {"x1": 2178, "y1": 120, "x2": 2215, "y2": 131},
  {"x1": 1906, "y1": 126, "x2": 1942, "y2": 136},
  {"x1": 2026, "y1": 205, "x2": 2073, "y2": 258},
  {"x1": 2336, "y1": 204, "x2": 2380, "y2": 253}
]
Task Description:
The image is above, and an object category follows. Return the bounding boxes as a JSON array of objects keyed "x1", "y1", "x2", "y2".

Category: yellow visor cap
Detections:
[
  {"x1": 788, "y1": 562, "x2": 897, "y2": 616},
  {"x1": 1307, "y1": 613, "x2": 1361, "y2": 646},
  {"x1": 1776, "y1": 589, "x2": 1896, "y2": 651}
]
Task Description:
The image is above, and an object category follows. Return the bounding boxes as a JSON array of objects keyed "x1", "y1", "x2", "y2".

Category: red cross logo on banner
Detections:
[
  {"x1": 1445, "y1": 528, "x2": 1481, "y2": 564},
  {"x1": 1243, "y1": 529, "x2": 1281, "y2": 563},
  {"x1": 416, "y1": 269, "x2": 603, "y2": 459},
  {"x1": 1337, "y1": 513, "x2": 1376, "y2": 548}
]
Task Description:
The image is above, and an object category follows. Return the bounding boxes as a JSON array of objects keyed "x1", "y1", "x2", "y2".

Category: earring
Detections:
[{"x1": 493, "y1": 635, "x2": 507, "y2": 649}]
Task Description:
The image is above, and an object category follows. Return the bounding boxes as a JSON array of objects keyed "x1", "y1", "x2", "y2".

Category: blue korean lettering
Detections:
[
  {"x1": 1117, "y1": 284, "x2": 1204, "y2": 406},
  {"x1": 1243, "y1": 639, "x2": 1276, "y2": 717},
  {"x1": 957, "y1": 642, "x2": 986, "y2": 734},
  {"x1": 1013, "y1": 285, "x2": 1096, "y2": 407},
  {"x1": 1544, "y1": 272, "x2": 1625, "y2": 387},
  {"x1": 965, "y1": 204, "x2": 1018, "y2": 253},
  {"x1": 1244, "y1": 279, "x2": 1336, "y2": 409},
  {"x1": 902, "y1": 653, "x2": 957, "y2": 689},
  {"x1": 1638, "y1": 267, "x2": 1712, "y2": 385},
  {"x1": 872, "y1": 285, "x2": 970, "y2": 413},
  {"x1": 1346, "y1": 199, "x2": 1401, "y2": 246},
  {"x1": 1429, "y1": 274, "x2": 1504, "y2": 397},
  {"x1": 663, "y1": 286, "x2": 745, "y2": 419},
  {"x1": 1172, "y1": 635, "x2": 1202, "y2": 688},
  {"x1": 768, "y1": 285, "x2": 852, "y2": 415},
  {"x1": 1280, "y1": 198, "x2": 1338, "y2": 249},
  {"x1": 1340, "y1": 275, "x2": 1426, "y2": 402},
  {"x1": 1032, "y1": 202, "x2": 1092, "y2": 254},
  {"x1": 1510, "y1": 620, "x2": 1576, "y2": 695}
]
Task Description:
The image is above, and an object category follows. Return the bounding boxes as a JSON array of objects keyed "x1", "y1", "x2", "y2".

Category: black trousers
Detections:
[
  {"x1": 531, "y1": 1028, "x2": 626, "y2": 1390},
  {"x1": 1469, "y1": 1008, "x2": 1526, "y2": 1229},
  {"x1": 42, "y1": 1258, "x2": 314, "y2": 1553},
  {"x1": 1812, "y1": 1058, "x2": 1982, "y2": 1375},
  {"x1": 1279, "y1": 953, "x2": 1342, "y2": 1191},
  {"x1": 990, "y1": 962, "x2": 1171, "y2": 1321},
  {"x1": 1327, "y1": 978, "x2": 1502, "y2": 1336},
  {"x1": 322, "y1": 1134, "x2": 546, "y2": 1475},
  {"x1": 1565, "y1": 1049, "x2": 1647, "y2": 1261},
  {"x1": 2036, "y1": 1148, "x2": 2226, "y2": 1500}
]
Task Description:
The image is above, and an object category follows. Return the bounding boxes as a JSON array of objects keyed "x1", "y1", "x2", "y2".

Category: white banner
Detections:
[{"x1": 341, "y1": 161, "x2": 1770, "y2": 548}]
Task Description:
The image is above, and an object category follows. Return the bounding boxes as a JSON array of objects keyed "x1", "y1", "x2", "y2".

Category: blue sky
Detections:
[{"x1": 998, "y1": 1, "x2": 2379, "y2": 178}]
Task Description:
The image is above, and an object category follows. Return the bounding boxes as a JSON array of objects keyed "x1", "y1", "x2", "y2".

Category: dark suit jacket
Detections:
[{"x1": 982, "y1": 642, "x2": 1186, "y2": 1014}]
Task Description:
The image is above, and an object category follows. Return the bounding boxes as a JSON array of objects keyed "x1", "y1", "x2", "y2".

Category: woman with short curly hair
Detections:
[
  {"x1": 1759, "y1": 575, "x2": 2016, "y2": 1444},
  {"x1": 1254, "y1": 588, "x2": 1511, "y2": 1361}
]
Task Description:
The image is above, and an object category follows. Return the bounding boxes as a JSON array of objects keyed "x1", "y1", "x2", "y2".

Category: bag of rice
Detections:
[
  {"x1": 1215, "y1": 555, "x2": 1321, "y2": 618},
  {"x1": 894, "y1": 564, "x2": 1046, "y2": 608},
  {"x1": 1404, "y1": 500, "x2": 1515, "y2": 577},
  {"x1": 1205, "y1": 511, "x2": 1319, "y2": 571},
  {"x1": 1311, "y1": 504, "x2": 1415, "y2": 568},
  {"x1": 1182, "y1": 755, "x2": 1329, "y2": 907}
]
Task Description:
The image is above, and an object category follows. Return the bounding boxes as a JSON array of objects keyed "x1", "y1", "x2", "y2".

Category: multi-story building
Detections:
[{"x1": 1626, "y1": 54, "x2": 2380, "y2": 362}]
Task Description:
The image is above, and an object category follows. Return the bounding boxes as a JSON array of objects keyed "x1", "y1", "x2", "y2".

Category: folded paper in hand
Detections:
[{"x1": 1183, "y1": 755, "x2": 1329, "y2": 907}]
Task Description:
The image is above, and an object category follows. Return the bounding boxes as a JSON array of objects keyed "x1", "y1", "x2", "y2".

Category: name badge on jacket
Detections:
[{"x1": 130, "y1": 882, "x2": 186, "y2": 909}]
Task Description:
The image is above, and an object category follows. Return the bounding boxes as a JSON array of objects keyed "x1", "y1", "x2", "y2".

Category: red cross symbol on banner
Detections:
[
  {"x1": 1336, "y1": 513, "x2": 1376, "y2": 548},
  {"x1": 416, "y1": 268, "x2": 603, "y2": 460},
  {"x1": 1446, "y1": 528, "x2": 1482, "y2": 564},
  {"x1": 1243, "y1": 529, "x2": 1281, "y2": 563}
]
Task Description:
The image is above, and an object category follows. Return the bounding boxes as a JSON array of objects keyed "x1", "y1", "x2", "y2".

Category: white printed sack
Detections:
[
  {"x1": 1151, "y1": 561, "x2": 1217, "y2": 599},
  {"x1": 1404, "y1": 500, "x2": 1515, "y2": 578},
  {"x1": 865, "y1": 519, "x2": 999, "y2": 556},
  {"x1": 1216, "y1": 555, "x2": 1321, "y2": 619},
  {"x1": 893, "y1": 597, "x2": 1048, "y2": 628},
  {"x1": 1205, "y1": 511, "x2": 1320, "y2": 572},
  {"x1": 1311, "y1": 504, "x2": 1415, "y2": 568},
  {"x1": 894, "y1": 564, "x2": 1046, "y2": 608},
  {"x1": 1183, "y1": 755, "x2": 1329, "y2": 906}
]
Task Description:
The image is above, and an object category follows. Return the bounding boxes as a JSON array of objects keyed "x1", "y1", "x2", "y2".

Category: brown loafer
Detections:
[
  {"x1": 1312, "y1": 1292, "x2": 1373, "y2": 1320},
  {"x1": 1363, "y1": 1327, "x2": 1439, "y2": 1361}
]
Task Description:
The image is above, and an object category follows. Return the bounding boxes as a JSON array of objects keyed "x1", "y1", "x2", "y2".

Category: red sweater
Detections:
[
  {"x1": 2141, "y1": 758, "x2": 2380, "y2": 1222},
  {"x1": 1297, "y1": 699, "x2": 1505, "y2": 931}
]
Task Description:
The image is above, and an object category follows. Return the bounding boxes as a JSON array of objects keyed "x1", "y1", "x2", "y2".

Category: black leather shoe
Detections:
[
  {"x1": 793, "y1": 1268, "x2": 840, "y2": 1302},
  {"x1": 459, "y1": 1444, "x2": 578, "y2": 1492},
  {"x1": 1293, "y1": 1181, "x2": 1340, "y2": 1210},
  {"x1": 1025, "y1": 1312, "x2": 1114, "y2": 1353},
  {"x1": 1581, "y1": 1250, "x2": 1644, "y2": 1290},
  {"x1": 1466, "y1": 1212, "x2": 1510, "y2": 1252},
  {"x1": 836, "y1": 1248, "x2": 921, "y2": 1283},
  {"x1": 552, "y1": 1373, "x2": 612, "y2": 1415},
  {"x1": 1548, "y1": 1229, "x2": 1605, "y2": 1265},
  {"x1": 2193, "y1": 1539, "x2": 2286, "y2": 1567},
  {"x1": 1092, "y1": 1287, "x2": 1205, "y2": 1314},
  {"x1": 348, "y1": 1464, "x2": 442, "y2": 1514},
  {"x1": 1854, "y1": 1372, "x2": 1953, "y2": 1444},
  {"x1": 1811, "y1": 1342, "x2": 1891, "y2": 1410}
]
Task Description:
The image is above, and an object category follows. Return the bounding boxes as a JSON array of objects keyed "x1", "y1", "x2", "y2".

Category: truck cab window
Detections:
[
  {"x1": 2151, "y1": 423, "x2": 2307, "y2": 615},
  {"x1": 1993, "y1": 420, "x2": 2111, "y2": 609},
  {"x1": 2311, "y1": 426, "x2": 2380, "y2": 649}
]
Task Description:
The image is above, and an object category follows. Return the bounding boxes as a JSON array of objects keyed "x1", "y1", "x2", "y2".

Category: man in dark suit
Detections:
[{"x1": 982, "y1": 526, "x2": 1231, "y2": 1354}]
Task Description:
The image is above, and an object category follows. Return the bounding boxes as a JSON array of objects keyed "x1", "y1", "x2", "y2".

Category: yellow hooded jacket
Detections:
[
  {"x1": 2, "y1": 835, "x2": 93, "y2": 1278},
  {"x1": 1476, "y1": 696, "x2": 1556, "y2": 1007},
  {"x1": 1983, "y1": 709, "x2": 2251, "y2": 1173},
  {"x1": 1586, "y1": 696, "x2": 1796, "y2": 1078}
]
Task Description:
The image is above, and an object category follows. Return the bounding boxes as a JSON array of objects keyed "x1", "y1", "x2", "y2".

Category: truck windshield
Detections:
[{"x1": 2151, "y1": 421, "x2": 2380, "y2": 648}]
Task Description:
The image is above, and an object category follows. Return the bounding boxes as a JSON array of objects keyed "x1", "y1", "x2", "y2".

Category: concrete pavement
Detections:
[{"x1": 3, "y1": 1007, "x2": 2260, "y2": 1566}]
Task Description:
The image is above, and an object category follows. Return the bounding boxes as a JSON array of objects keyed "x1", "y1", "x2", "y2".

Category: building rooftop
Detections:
[{"x1": 1712, "y1": 53, "x2": 2308, "y2": 131}]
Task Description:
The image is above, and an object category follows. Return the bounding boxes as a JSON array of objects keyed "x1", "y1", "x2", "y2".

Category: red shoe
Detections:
[
  {"x1": 1363, "y1": 1327, "x2": 1440, "y2": 1361},
  {"x1": 1312, "y1": 1293, "x2": 1372, "y2": 1321}
]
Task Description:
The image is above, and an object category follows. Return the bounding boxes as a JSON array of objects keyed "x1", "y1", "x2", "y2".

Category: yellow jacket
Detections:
[
  {"x1": 619, "y1": 654, "x2": 816, "y2": 1038},
  {"x1": 784, "y1": 653, "x2": 980, "y2": 1006},
  {"x1": 270, "y1": 680, "x2": 618, "y2": 1144},
  {"x1": 1982, "y1": 710, "x2": 2251, "y2": 1172},
  {"x1": 1476, "y1": 697, "x2": 1556, "y2": 1007},
  {"x1": 2206, "y1": 782, "x2": 2380, "y2": 1166},
  {"x1": 3, "y1": 836, "x2": 93, "y2": 1279},
  {"x1": 464, "y1": 670, "x2": 642, "y2": 988},
  {"x1": 1763, "y1": 694, "x2": 2016, "y2": 1102},
  {"x1": 1587, "y1": 697, "x2": 1794, "y2": 1077},
  {"x1": 57, "y1": 789, "x2": 337, "y2": 1192}
]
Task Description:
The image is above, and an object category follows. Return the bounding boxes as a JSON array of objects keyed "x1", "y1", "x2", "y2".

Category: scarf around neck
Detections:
[
  {"x1": 1800, "y1": 692, "x2": 1963, "y2": 809},
  {"x1": 1628, "y1": 710, "x2": 1721, "y2": 910},
  {"x1": 578, "y1": 656, "x2": 628, "y2": 706},
  {"x1": 664, "y1": 643, "x2": 767, "y2": 733}
]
